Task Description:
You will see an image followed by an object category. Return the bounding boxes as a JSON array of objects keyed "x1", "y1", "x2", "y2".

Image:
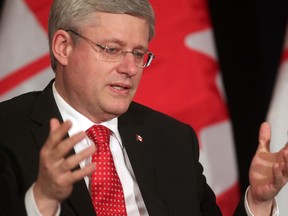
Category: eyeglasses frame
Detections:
[{"x1": 65, "y1": 29, "x2": 155, "y2": 68}]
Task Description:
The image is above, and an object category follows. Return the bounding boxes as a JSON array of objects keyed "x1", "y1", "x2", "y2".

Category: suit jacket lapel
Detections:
[
  {"x1": 30, "y1": 80, "x2": 63, "y2": 149},
  {"x1": 119, "y1": 103, "x2": 168, "y2": 215},
  {"x1": 30, "y1": 80, "x2": 96, "y2": 216}
]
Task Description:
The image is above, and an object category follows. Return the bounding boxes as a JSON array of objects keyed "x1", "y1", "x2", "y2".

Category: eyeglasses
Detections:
[{"x1": 66, "y1": 29, "x2": 155, "y2": 68}]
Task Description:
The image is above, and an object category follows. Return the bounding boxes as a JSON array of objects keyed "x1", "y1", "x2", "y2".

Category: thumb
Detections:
[{"x1": 258, "y1": 122, "x2": 271, "y2": 152}]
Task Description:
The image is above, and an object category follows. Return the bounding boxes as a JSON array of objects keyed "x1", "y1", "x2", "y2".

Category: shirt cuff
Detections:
[
  {"x1": 24, "y1": 183, "x2": 61, "y2": 216},
  {"x1": 244, "y1": 186, "x2": 279, "y2": 216}
]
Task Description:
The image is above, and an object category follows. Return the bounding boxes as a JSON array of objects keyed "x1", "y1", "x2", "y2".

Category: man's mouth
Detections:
[
  {"x1": 110, "y1": 83, "x2": 132, "y2": 94},
  {"x1": 111, "y1": 85, "x2": 129, "y2": 90}
]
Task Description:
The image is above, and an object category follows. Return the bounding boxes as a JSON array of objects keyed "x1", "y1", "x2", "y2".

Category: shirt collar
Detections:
[{"x1": 52, "y1": 82, "x2": 122, "y2": 145}]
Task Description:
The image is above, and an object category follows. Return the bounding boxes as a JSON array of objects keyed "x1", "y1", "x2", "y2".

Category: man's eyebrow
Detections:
[{"x1": 100, "y1": 38, "x2": 148, "y2": 50}]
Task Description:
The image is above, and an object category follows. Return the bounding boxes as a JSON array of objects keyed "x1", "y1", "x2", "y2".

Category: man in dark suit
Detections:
[{"x1": 0, "y1": 0, "x2": 288, "y2": 215}]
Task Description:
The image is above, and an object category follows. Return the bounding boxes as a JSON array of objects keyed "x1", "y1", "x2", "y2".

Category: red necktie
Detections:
[{"x1": 86, "y1": 125, "x2": 127, "y2": 216}]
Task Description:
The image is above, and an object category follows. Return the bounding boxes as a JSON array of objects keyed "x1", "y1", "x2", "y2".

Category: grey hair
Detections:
[{"x1": 48, "y1": 0, "x2": 155, "y2": 70}]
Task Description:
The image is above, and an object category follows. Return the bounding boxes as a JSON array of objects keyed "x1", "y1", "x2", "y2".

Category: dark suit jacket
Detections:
[{"x1": 0, "y1": 81, "x2": 246, "y2": 215}]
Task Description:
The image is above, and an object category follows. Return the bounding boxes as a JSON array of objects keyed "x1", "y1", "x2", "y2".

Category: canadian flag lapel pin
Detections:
[{"x1": 136, "y1": 134, "x2": 143, "y2": 142}]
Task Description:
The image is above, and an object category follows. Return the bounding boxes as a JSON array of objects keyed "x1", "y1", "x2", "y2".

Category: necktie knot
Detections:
[{"x1": 86, "y1": 125, "x2": 110, "y2": 146}]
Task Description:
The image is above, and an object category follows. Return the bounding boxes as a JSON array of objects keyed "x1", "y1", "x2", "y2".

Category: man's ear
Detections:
[{"x1": 52, "y1": 30, "x2": 73, "y2": 66}]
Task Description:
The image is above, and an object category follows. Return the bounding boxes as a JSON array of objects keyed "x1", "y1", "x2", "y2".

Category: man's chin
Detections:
[{"x1": 106, "y1": 103, "x2": 130, "y2": 117}]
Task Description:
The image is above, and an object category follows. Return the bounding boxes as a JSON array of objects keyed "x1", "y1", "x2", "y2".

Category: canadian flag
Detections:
[
  {"x1": 135, "y1": 0, "x2": 240, "y2": 215},
  {"x1": 0, "y1": 0, "x2": 240, "y2": 215},
  {"x1": 0, "y1": 0, "x2": 53, "y2": 101},
  {"x1": 266, "y1": 26, "x2": 288, "y2": 213}
]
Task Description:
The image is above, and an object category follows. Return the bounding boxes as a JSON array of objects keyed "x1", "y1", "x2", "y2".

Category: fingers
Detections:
[
  {"x1": 44, "y1": 119, "x2": 88, "y2": 160},
  {"x1": 48, "y1": 119, "x2": 97, "y2": 173},
  {"x1": 51, "y1": 145, "x2": 96, "y2": 186},
  {"x1": 52, "y1": 131, "x2": 87, "y2": 161},
  {"x1": 39, "y1": 130, "x2": 95, "y2": 175},
  {"x1": 41, "y1": 119, "x2": 93, "y2": 170},
  {"x1": 258, "y1": 122, "x2": 271, "y2": 152},
  {"x1": 36, "y1": 119, "x2": 96, "y2": 203},
  {"x1": 62, "y1": 144, "x2": 96, "y2": 172},
  {"x1": 44, "y1": 119, "x2": 73, "y2": 150},
  {"x1": 284, "y1": 151, "x2": 288, "y2": 183},
  {"x1": 40, "y1": 118, "x2": 96, "y2": 173},
  {"x1": 272, "y1": 150, "x2": 288, "y2": 190},
  {"x1": 272, "y1": 163, "x2": 285, "y2": 189},
  {"x1": 71, "y1": 161, "x2": 96, "y2": 183}
]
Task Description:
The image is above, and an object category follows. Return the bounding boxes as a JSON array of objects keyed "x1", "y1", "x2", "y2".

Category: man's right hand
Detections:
[{"x1": 33, "y1": 118, "x2": 96, "y2": 216}]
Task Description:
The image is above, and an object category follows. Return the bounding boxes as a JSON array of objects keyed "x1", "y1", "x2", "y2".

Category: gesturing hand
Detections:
[
  {"x1": 33, "y1": 118, "x2": 96, "y2": 216},
  {"x1": 248, "y1": 122, "x2": 288, "y2": 215}
]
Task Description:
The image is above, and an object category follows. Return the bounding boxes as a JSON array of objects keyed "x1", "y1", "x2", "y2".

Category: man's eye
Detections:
[
  {"x1": 133, "y1": 51, "x2": 145, "y2": 59},
  {"x1": 105, "y1": 47, "x2": 119, "y2": 54}
]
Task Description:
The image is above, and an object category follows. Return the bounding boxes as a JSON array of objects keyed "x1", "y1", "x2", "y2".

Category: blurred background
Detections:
[{"x1": 0, "y1": 0, "x2": 287, "y2": 215}]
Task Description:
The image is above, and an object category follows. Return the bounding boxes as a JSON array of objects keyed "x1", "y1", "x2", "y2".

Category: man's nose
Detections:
[{"x1": 117, "y1": 53, "x2": 139, "y2": 76}]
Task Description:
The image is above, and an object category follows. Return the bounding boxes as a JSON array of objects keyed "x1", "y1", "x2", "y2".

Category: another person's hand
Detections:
[
  {"x1": 33, "y1": 118, "x2": 96, "y2": 216},
  {"x1": 248, "y1": 122, "x2": 288, "y2": 215}
]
